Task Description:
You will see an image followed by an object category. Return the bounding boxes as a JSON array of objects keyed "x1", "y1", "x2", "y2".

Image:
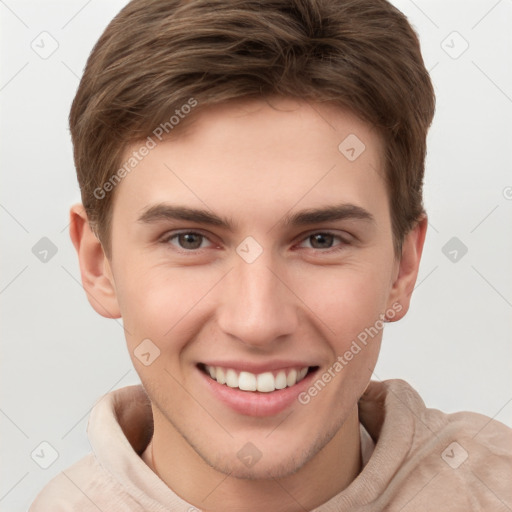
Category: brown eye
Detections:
[
  {"x1": 308, "y1": 233, "x2": 335, "y2": 249},
  {"x1": 179, "y1": 233, "x2": 203, "y2": 249},
  {"x1": 296, "y1": 232, "x2": 348, "y2": 252},
  {"x1": 168, "y1": 232, "x2": 208, "y2": 250}
]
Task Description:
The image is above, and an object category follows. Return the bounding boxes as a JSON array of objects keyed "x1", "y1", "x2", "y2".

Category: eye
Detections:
[
  {"x1": 298, "y1": 232, "x2": 346, "y2": 250},
  {"x1": 164, "y1": 231, "x2": 213, "y2": 250}
]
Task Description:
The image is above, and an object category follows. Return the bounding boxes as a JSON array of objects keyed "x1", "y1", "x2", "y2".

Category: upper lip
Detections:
[{"x1": 199, "y1": 360, "x2": 315, "y2": 374}]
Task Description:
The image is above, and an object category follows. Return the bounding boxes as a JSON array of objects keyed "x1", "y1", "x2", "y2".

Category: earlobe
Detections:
[
  {"x1": 386, "y1": 215, "x2": 428, "y2": 322},
  {"x1": 69, "y1": 203, "x2": 121, "y2": 319}
]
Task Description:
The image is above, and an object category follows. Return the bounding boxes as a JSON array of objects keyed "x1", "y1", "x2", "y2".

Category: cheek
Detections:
[
  {"x1": 114, "y1": 258, "x2": 216, "y2": 349},
  {"x1": 293, "y1": 262, "x2": 392, "y2": 349}
]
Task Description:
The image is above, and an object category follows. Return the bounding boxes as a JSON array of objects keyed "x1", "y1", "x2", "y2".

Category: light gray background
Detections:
[{"x1": 1, "y1": 0, "x2": 511, "y2": 510}]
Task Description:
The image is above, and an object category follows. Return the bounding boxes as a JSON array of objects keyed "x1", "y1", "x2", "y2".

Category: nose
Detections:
[{"x1": 216, "y1": 253, "x2": 298, "y2": 349}]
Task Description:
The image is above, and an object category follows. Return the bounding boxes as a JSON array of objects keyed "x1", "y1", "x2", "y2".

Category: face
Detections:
[{"x1": 102, "y1": 98, "x2": 406, "y2": 479}]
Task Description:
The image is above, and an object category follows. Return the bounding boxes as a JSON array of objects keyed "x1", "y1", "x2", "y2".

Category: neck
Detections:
[{"x1": 148, "y1": 406, "x2": 361, "y2": 512}]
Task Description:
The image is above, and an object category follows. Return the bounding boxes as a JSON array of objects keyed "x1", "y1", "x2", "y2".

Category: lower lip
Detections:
[{"x1": 198, "y1": 367, "x2": 316, "y2": 417}]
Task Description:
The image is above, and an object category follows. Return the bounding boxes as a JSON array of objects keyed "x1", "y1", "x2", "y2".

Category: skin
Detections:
[{"x1": 70, "y1": 97, "x2": 427, "y2": 511}]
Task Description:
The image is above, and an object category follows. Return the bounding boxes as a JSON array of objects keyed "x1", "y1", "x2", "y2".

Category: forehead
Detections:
[{"x1": 112, "y1": 97, "x2": 388, "y2": 227}]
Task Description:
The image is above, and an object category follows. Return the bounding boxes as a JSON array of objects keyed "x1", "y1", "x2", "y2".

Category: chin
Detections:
[
  {"x1": 211, "y1": 452, "x2": 309, "y2": 481},
  {"x1": 203, "y1": 422, "x2": 341, "y2": 481}
]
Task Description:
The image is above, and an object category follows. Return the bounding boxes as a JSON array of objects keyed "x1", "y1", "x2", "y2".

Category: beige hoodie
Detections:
[{"x1": 29, "y1": 379, "x2": 512, "y2": 511}]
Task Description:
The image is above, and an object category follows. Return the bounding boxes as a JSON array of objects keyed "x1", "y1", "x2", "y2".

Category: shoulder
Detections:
[
  {"x1": 29, "y1": 453, "x2": 142, "y2": 512},
  {"x1": 392, "y1": 380, "x2": 512, "y2": 509},
  {"x1": 414, "y1": 386, "x2": 512, "y2": 470}
]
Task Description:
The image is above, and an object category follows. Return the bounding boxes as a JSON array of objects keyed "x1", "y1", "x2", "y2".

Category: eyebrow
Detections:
[
  {"x1": 137, "y1": 204, "x2": 234, "y2": 229},
  {"x1": 137, "y1": 203, "x2": 375, "y2": 230},
  {"x1": 283, "y1": 204, "x2": 375, "y2": 226}
]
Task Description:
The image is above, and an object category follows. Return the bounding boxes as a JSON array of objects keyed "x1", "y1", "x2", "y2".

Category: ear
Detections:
[
  {"x1": 69, "y1": 203, "x2": 121, "y2": 319},
  {"x1": 386, "y1": 215, "x2": 428, "y2": 321}
]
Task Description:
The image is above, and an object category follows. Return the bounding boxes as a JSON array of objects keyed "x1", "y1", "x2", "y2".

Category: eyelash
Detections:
[{"x1": 159, "y1": 230, "x2": 350, "y2": 254}]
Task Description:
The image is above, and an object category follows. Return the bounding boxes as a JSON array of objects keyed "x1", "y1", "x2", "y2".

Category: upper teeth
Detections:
[{"x1": 205, "y1": 365, "x2": 309, "y2": 392}]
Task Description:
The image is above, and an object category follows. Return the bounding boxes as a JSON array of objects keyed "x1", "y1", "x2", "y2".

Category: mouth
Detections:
[
  {"x1": 196, "y1": 361, "x2": 319, "y2": 416},
  {"x1": 198, "y1": 363, "x2": 317, "y2": 393}
]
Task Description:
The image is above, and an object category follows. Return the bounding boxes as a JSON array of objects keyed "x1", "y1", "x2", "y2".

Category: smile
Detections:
[
  {"x1": 202, "y1": 364, "x2": 310, "y2": 392},
  {"x1": 197, "y1": 362, "x2": 320, "y2": 416}
]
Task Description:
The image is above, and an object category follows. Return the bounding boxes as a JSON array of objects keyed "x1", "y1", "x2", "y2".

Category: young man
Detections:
[{"x1": 30, "y1": 0, "x2": 511, "y2": 510}]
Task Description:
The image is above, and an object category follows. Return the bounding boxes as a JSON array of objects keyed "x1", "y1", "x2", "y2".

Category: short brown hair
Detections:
[{"x1": 70, "y1": 0, "x2": 435, "y2": 256}]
